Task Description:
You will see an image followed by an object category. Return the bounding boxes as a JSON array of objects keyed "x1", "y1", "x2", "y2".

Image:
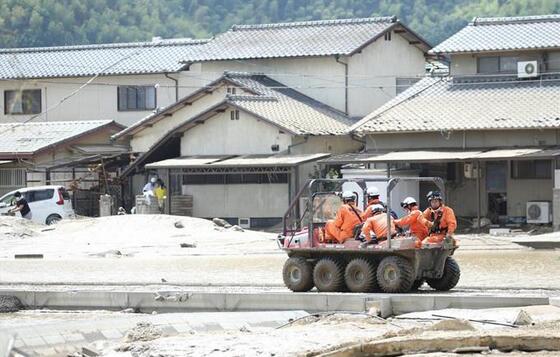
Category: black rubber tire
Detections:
[
  {"x1": 46, "y1": 214, "x2": 62, "y2": 225},
  {"x1": 426, "y1": 257, "x2": 461, "y2": 291},
  {"x1": 282, "y1": 257, "x2": 314, "y2": 292},
  {"x1": 344, "y1": 258, "x2": 378, "y2": 293},
  {"x1": 411, "y1": 279, "x2": 425, "y2": 291},
  {"x1": 376, "y1": 256, "x2": 414, "y2": 293},
  {"x1": 313, "y1": 257, "x2": 345, "y2": 292}
]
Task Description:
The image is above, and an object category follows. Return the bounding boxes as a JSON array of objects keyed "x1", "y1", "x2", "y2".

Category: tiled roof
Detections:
[
  {"x1": 0, "y1": 38, "x2": 208, "y2": 79},
  {"x1": 351, "y1": 75, "x2": 560, "y2": 134},
  {"x1": 225, "y1": 73, "x2": 353, "y2": 135},
  {"x1": 0, "y1": 120, "x2": 119, "y2": 155},
  {"x1": 183, "y1": 17, "x2": 430, "y2": 62},
  {"x1": 430, "y1": 14, "x2": 560, "y2": 54},
  {"x1": 115, "y1": 72, "x2": 353, "y2": 139}
]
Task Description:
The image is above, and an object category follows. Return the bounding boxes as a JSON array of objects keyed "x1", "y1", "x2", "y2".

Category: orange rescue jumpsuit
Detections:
[
  {"x1": 361, "y1": 213, "x2": 395, "y2": 242},
  {"x1": 324, "y1": 204, "x2": 363, "y2": 243},
  {"x1": 395, "y1": 208, "x2": 429, "y2": 247},
  {"x1": 361, "y1": 199, "x2": 381, "y2": 220},
  {"x1": 422, "y1": 205, "x2": 457, "y2": 244}
]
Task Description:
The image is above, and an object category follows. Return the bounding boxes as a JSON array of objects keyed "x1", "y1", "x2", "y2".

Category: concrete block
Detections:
[
  {"x1": 365, "y1": 297, "x2": 393, "y2": 318},
  {"x1": 33, "y1": 290, "x2": 128, "y2": 310},
  {"x1": 326, "y1": 294, "x2": 369, "y2": 312},
  {"x1": 225, "y1": 293, "x2": 327, "y2": 312},
  {"x1": 20, "y1": 336, "x2": 45, "y2": 347}
]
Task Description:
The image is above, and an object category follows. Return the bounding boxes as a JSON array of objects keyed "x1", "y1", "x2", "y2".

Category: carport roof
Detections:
[{"x1": 146, "y1": 153, "x2": 330, "y2": 169}]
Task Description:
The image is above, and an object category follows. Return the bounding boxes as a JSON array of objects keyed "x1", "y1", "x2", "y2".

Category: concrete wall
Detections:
[
  {"x1": 180, "y1": 110, "x2": 293, "y2": 156},
  {"x1": 181, "y1": 183, "x2": 288, "y2": 218},
  {"x1": 365, "y1": 129, "x2": 560, "y2": 150},
  {"x1": 346, "y1": 31, "x2": 426, "y2": 117}
]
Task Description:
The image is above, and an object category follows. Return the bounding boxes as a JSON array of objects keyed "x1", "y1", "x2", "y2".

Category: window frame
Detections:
[
  {"x1": 117, "y1": 85, "x2": 157, "y2": 112},
  {"x1": 4, "y1": 89, "x2": 42, "y2": 115},
  {"x1": 511, "y1": 160, "x2": 552, "y2": 180}
]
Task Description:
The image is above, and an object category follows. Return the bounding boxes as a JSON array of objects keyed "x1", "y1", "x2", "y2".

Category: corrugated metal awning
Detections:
[
  {"x1": 146, "y1": 153, "x2": 331, "y2": 169},
  {"x1": 322, "y1": 147, "x2": 560, "y2": 164}
]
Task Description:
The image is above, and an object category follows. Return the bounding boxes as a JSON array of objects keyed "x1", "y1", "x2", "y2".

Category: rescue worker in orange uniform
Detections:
[
  {"x1": 362, "y1": 187, "x2": 381, "y2": 220},
  {"x1": 361, "y1": 204, "x2": 396, "y2": 246},
  {"x1": 422, "y1": 191, "x2": 457, "y2": 244},
  {"x1": 324, "y1": 191, "x2": 363, "y2": 244},
  {"x1": 362, "y1": 186, "x2": 399, "y2": 221},
  {"x1": 394, "y1": 196, "x2": 429, "y2": 248}
]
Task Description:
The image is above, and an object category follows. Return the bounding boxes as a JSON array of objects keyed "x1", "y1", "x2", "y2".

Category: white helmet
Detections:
[
  {"x1": 401, "y1": 196, "x2": 417, "y2": 207},
  {"x1": 342, "y1": 191, "x2": 355, "y2": 201},
  {"x1": 371, "y1": 204, "x2": 385, "y2": 214},
  {"x1": 367, "y1": 186, "x2": 380, "y2": 197},
  {"x1": 150, "y1": 177, "x2": 157, "y2": 183}
]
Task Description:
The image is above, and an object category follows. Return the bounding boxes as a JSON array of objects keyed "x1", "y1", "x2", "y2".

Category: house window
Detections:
[
  {"x1": 4, "y1": 89, "x2": 41, "y2": 114},
  {"x1": 117, "y1": 86, "x2": 156, "y2": 111},
  {"x1": 384, "y1": 31, "x2": 391, "y2": 41},
  {"x1": 511, "y1": 160, "x2": 552, "y2": 179},
  {"x1": 226, "y1": 87, "x2": 237, "y2": 95},
  {"x1": 477, "y1": 56, "x2": 523, "y2": 74},
  {"x1": 230, "y1": 110, "x2": 239, "y2": 120},
  {"x1": 396, "y1": 77, "x2": 420, "y2": 95}
]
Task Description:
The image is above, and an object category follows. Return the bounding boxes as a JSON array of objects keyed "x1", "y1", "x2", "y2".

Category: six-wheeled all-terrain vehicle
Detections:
[{"x1": 277, "y1": 177, "x2": 460, "y2": 293}]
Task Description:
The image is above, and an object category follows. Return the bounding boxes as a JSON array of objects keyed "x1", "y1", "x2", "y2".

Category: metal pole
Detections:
[
  {"x1": 476, "y1": 160, "x2": 481, "y2": 233},
  {"x1": 386, "y1": 179, "x2": 392, "y2": 249}
]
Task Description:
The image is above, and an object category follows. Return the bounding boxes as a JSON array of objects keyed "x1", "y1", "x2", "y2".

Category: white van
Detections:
[{"x1": 0, "y1": 186, "x2": 75, "y2": 225}]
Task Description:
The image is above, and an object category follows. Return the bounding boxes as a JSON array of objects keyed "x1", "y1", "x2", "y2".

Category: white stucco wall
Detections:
[
  {"x1": 182, "y1": 183, "x2": 289, "y2": 218},
  {"x1": 129, "y1": 85, "x2": 233, "y2": 152},
  {"x1": 200, "y1": 33, "x2": 427, "y2": 118},
  {"x1": 0, "y1": 74, "x2": 184, "y2": 127},
  {"x1": 200, "y1": 57, "x2": 347, "y2": 113},
  {"x1": 180, "y1": 110, "x2": 293, "y2": 156},
  {"x1": 346, "y1": 31, "x2": 427, "y2": 117}
]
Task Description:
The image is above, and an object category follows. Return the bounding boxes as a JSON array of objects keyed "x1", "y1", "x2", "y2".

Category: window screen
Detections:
[{"x1": 477, "y1": 57, "x2": 499, "y2": 74}]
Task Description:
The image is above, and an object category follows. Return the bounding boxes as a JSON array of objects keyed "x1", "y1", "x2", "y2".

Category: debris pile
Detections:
[
  {"x1": 124, "y1": 322, "x2": 162, "y2": 342},
  {"x1": 0, "y1": 295, "x2": 23, "y2": 313}
]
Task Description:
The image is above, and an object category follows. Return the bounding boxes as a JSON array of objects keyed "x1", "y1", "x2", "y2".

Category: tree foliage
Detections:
[{"x1": 0, "y1": 0, "x2": 558, "y2": 48}]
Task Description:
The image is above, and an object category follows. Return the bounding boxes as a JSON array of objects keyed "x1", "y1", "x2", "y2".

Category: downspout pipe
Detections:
[
  {"x1": 335, "y1": 55, "x2": 349, "y2": 115},
  {"x1": 164, "y1": 73, "x2": 179, "y2": 102}
]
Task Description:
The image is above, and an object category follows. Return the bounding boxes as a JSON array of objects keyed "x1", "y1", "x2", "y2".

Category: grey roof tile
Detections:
[
  {"x1": 351, "y1": 75, "x2": 560, "y2": 134},
  {"x1": 430, "y1": 14, "x2": 560, "y2": 54},
  {"x1": 225, "y1": 73, "x2": 353, "y2": 135},
  {"x1": 0, "y1": 39, "x2": 208, "y2": 79},
  {"x1": 183, "y1": 17, "x2": 429, "y2": 62},
  {"x1": 0, "y1": 120, "x2": 117, "y2": 154}
]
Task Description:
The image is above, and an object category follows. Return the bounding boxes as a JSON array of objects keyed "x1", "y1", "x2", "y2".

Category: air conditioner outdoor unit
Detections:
[
  {"x1": 526, "y1": 201, "x2": 551, "y2": 224},
  {"x1": 238, "y1": 217, "x2": 251, "y2": 229},
  {"x1": 517, "y1": 61, "x2": 539, "y2": 78}
]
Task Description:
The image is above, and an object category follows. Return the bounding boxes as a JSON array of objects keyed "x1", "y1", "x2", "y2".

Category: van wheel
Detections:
[{"x1": 46, "y1": 214, "x2": 62, "y2": 225}]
